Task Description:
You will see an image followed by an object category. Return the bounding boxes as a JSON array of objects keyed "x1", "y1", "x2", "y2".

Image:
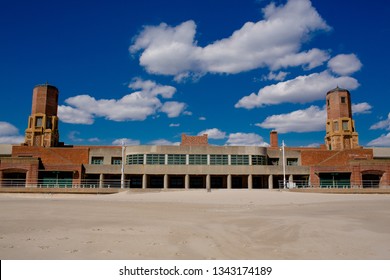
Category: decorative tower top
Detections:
[
  {"x1": 325, "y1": 87, "x2": 359, "y2": 150},
  {"x1": 24, "y1": 84, "x2": 60, "y2": 147}
]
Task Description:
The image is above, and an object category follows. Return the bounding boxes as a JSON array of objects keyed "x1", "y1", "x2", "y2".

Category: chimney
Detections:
[{"x1": 270, "y1": 130, "x2": 278, "y2": 148}]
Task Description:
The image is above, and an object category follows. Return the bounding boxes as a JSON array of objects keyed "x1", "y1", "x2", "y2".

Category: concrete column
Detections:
[
  {"x1": 142, "y1": 174, "x2": 147, "y2": 189},
  {"x1": 206, "y1": 174, "x2": 211, "y2": 191},
  {"x1": 268, "y1": 174, "x2": 273, "y2": 189},
  {"x1": 185, "y1": 174, "x2": 189, "y2": 189},
  {"x1": 227, "y1": 174, "x2": 232, "y2": 189},
  {"x1": 248, "y1": 174, "x2": 253, "y2": 189},
  {"x1": 289, "y1": 174, "x2": 293, "y2": 188},
  {"x1": 99, "y1": 173, "x2": 104, "y2": 188},
  {"x1": 164, "y1": 174, "x2": 168, "y2": 189}
]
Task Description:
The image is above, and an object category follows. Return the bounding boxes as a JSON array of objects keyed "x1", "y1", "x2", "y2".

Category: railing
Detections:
[
  {"x1": 0, "y1": 179, "x2": 131, "y2": 189},
  {"x1": 277, "y1": 180, "x2": 383, "y2": 189},
  {"x1": 0, "y1": 178, "x2": 385, "y2": 189}
]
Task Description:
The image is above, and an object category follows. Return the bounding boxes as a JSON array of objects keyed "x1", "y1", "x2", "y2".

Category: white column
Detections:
[
  {"x1": 289, "y1": 174, "x2": 293, "y2": 188},
  {"x1": 248, "y1": 174, "x2": 253, "y2": 189},
  {"x1": 227, "y1": 174, "x2": 232, "y2": 189},
  {"x1": 206, "y1": 174, "x2": 211, "y2": 191},
  {"x1": 99, "y1": 173, "x2": 104, "y2": 188},
  {"x1": 268, "y1": 174, "x2": 273, "y2": 189},
  {"x1": 142, "y1": 174, "x2": 147, "y2": 189},
  {"x1": 164, "y1": 174, "x2": 168, "y2": 189},
  {"x1": 185, "y1": 174, "x2": 189, "y2": 189}
]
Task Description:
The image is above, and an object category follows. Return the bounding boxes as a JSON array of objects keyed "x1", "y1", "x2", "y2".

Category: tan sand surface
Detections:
[{"x1": 0, "y1": 189, "x2": 389, "y2": 260}]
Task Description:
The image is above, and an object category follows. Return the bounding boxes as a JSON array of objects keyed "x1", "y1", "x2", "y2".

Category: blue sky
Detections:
[{"x1": 1, "y1": 0, "x2": 390, "y2": 147}]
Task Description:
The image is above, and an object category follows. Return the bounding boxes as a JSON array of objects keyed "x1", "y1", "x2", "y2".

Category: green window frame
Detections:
[
  {"x1": 251, "y1": 155, "x2": 267, "y2": 165},
  {"x1": 188, "y1": 154, "x2": 208, "y2": 165},
  {"x1": 231, "y1": 155, "x2": 249, "y2": 165},
  {"x1": 210, "y1": 154, "x2": 228, "y2": 165},
  {"x1": 126, "y1": 154, "x2": 144, "y2": 165},
  {"x1": 91, "y1": 156, "x2": 104, "y2": 165},
  {"x1": 146, "y1": 154, "x2": 165, "y2": 165},
  {"x1": 167, "y1": 154, "x2": 186, "y2": 165},
  {"x1": 111, "y1": 157, "x2": 122, "y2": 165}
]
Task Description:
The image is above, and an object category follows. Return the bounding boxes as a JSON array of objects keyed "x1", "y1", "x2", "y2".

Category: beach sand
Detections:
[{"x1": 0, "y1": 189, "x2": 389, "y2": 260}]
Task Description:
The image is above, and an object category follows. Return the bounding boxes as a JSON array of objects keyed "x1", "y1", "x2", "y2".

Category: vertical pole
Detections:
[
  {"x1": 121, "y1": 141, "x2": 125, "y2": 189},
  {"x1": 282, "y1": 140, "x2": 286, "y2": 189}
]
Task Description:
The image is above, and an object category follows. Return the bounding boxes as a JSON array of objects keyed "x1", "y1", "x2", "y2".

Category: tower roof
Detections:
[
  {"x1": 326, "y1": 86, "x2": 350, "y2": 95},
  {"x1": 35, "y1": 83, "x2": 58, "y2": 91}
]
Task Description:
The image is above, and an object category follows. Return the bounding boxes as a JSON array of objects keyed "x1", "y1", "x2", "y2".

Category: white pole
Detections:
[
  {"x1": 121, "y1": 140, "x2": 125, "y2": 189},
  {"x1": 282, "y1": 140, "x2": 286, "y2": 189}
]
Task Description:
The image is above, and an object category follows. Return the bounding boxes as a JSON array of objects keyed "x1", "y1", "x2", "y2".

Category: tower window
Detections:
[
  {"x1": 342, "y1": 120, "x2": 349, "y2": 131},
  {"x1": 333, "y1": 121, "x2": 339, "y2": 131},
  {"x1": 341, "y1": 96, "x2": 346, "y2": 103},
  {"x1": 35, "y1": 117, "x2": 43, "y2": 127},
  {"x1": 327, "y1": 99, "x2": 330, "y2": 107}
]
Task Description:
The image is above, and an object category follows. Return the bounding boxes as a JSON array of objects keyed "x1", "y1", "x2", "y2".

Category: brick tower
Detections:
[
  {"x1": 24, "y1": 84, "x2": 59, "y2": 147},
  {"x1": 325, "y1": 87, "x2": 359, "y2": 150}
]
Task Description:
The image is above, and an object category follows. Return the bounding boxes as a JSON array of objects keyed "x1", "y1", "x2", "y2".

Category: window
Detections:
[
  {"x1": 268, "y1": 158, "x2": 279, "y2": 165},
  {"x1": 287, "y1": 158, "x2": 298, "y2": 166},
  {"x1": 342, "y1": 120, "x2": 349, "y2": 131},
  {"x1": 189, "y1": 154, "x2": 207, "y2": 165},
  {"x1": 252, "y1": 155, "x2": 267, "y2": 165},
  {"x1": 341, "y1": 96, "x2": 346, "y2": 103},
  {"x1": 333, "y1": 121, "x2": 339, "y2": 131},
  {"x1": 46, "y1": 117, "x2": 52, "y2": 129},
  {"x1": 35, "y1": 117, "x2": 43, "y2": 127},
  {"x1": 327, "y1": 99, "x2": 330, "y2": 107},
  {"x1": 126, "y1": 154, "x2": 144, "y2": 165},
  {"x1": 231, "y1": 155, "x2": 249, "y2": 165},
  {"x1": 168, "y1": 154, "x2": 186, "y2": 165},
  {"x1": 146, "y1": 154, "x2": 165, "y2": 165},
  {"x1": 91, "y1": 156, "x2": 104, "y2": 165},
  {"x1": 210, "y1": 154, "x2": 228, "y2": 165},
  {"x1": 111, "y1": 157, "x2": 122, "y2": 165}
]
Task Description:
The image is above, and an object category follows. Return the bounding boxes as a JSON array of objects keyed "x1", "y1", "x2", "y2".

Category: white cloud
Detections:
[
  {"x1": 130, "y1": 0, "x2": 330, "y2": 79},
  {"x1": 112, "y1": 138, "x2": 141, "y2": 146},
  {"x1": 235, "y1": 70, "x2": 359, "y2": 109},
  {"x1": 68, "y1": 131, "x2": 100, "y2": 143},
  {"x1": 370, "y1": 113, "x2": 390, "y2": 130},
  {"x1": 0, "y1": 121, "x2": 24, "y2": 144},
  {"x1": 148, "y1": 139, "x2": 180, "y2": 146},
  {"x1": 169, "y1": 123, "x2": 180, "y2": 127},
  {"x1": 199, "y1": 116, "x2": 206, "y2": 121},
  {"x1": 128, "y1": 78, "x2": 176, "y2": 98},
  {"x1": 0, "y1": 121, "x2": 19, "y2": 136},
  {"x1": 160, "y1": 101, "x2": 187, "y2": 118},
  {"x1": 367, "y1": 133, "x2": 390, "y2": 147},
  {"x1": 58, "y1": 79, "x2": 186, "y2": 124},
  {"x1": 58, "y1": 105, "x2": 94, "y2": 124},
  {"x1": 262, "y1": 71, "x2": 289, "y2": 81},
  {"x1": 352, "y1": 102, "x2": 372, "y2": 115},
  {"x1": 198, "y1": 128, "x2": 226, "y2": 139},
  {"x1": 328, "y1": 54, "x2": 362, "y2": 75},
  {"x1": 257, "y1": 105, "x2": 326, "y2": 133},
  {"x1": 226, "y1": 133, "x2": 269, "y2": 146}
]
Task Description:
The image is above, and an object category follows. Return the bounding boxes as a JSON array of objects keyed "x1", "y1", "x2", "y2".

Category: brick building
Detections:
[{"x1": 0, "y1": 84, "x2": 389, "y2": 189}]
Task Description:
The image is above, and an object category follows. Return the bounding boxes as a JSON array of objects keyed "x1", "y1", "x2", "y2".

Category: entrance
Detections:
[
  {"x1": 362, "y1": 173, "x2": 382, "y2": 188},
  {"x1": 1, "y1": 170, "x2": 26, "y2": 187},
  {"x1": 319, "y1": 172, "x2": 351, "y2": 188}
]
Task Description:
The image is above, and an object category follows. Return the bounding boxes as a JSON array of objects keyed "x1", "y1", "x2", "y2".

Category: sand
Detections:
[{"x1": 0, "y1": 189, "x2": 389, "y2": 260}]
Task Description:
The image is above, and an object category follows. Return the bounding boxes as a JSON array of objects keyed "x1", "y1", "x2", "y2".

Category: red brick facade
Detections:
[{"x1": 181, "y1": 134, "x2": 208, "y2": 146}]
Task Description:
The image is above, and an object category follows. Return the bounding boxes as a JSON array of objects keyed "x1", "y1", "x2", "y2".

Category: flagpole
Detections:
[
  {"x1": 282, "y1": 140, "x2": 286, "y2": 189},
  {"x1": 121, "y1": 140, "x2": 125, "y2": 189}
]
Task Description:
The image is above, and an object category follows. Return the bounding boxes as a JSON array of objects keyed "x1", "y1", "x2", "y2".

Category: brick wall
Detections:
[
  {"x1": 181, "y1": 134, "x2": 208, "y2": 146},
  {"x1": 301, "y1": 148, "x2": 373, "y2": 166},
  {"x1": 12, "y1": 146, "x2": 89, "y2": 166}
]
